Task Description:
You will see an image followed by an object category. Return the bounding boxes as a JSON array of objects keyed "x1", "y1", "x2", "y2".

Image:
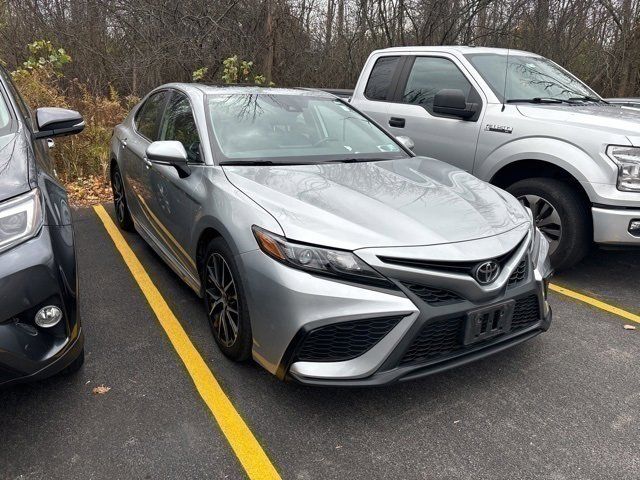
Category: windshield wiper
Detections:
[
  {"x1": 220, "y1": 159, "x2": 275, "y2": 166},
  {"x1": 325, "y1": 157, "x2": 391, "y2": 164},
  {"x1": 568, "y1": 95, "x2": 608, "y2": 104},
  {"x1": 506, "y1": 97, "x2": 577, "y2": 104}
]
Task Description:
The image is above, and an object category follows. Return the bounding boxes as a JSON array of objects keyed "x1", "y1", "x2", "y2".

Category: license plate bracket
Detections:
[{"x1": 463, "y1": 300, "x2": 515, "y2": 346}]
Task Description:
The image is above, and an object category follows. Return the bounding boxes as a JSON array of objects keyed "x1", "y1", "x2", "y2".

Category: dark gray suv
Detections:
[{"x1": 0, "y1": 67, "x2": 85, "y2": 387}]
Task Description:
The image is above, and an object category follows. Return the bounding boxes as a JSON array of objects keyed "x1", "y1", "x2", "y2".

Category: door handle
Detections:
[
  {"x1": 143, "y1": 157, "x2": 153, "y2": 168},
  {"x1": 389, "y1": 117, "x2": 405, "y2": 128}
]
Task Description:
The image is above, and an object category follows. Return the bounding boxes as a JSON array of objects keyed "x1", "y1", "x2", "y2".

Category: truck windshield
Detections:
[
  {"x1": 206, "y1": 94, "x2": 408, "y2": 165},
  {"x1": 465, "y1": 53, "x2": 598, "y2": 103}
]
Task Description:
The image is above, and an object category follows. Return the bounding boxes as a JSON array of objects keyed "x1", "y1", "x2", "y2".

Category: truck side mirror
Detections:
[{"x1": 433, "y1": 89, "x2": 477, "y2": 120}]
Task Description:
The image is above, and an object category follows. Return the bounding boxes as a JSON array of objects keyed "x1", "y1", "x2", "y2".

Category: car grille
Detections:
[
  {"x1": 399, "y1": 295, "x2": 541, "y2": 366},
  {"x1": 403, "y1": 283, "x2": 464, "y2": 306},
  {"x1": 508, "y1": 258, "x2": 528, "y2": 288},
  {"x1": 296, "y1": 316, "x2": 402, "y2": 362}
]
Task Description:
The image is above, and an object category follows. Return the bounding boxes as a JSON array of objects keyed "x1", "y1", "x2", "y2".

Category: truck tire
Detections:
[{"x1": 507, "y1": 178, "x2": 591, "y2": 271}]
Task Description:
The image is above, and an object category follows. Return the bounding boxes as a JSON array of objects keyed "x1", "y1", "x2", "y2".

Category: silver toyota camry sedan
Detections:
[{"x1": 110, "y1": 84, "x2": 553, "y2": 386}]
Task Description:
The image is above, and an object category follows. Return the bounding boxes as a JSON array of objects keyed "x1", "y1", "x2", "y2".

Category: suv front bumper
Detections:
[{"x1": 592, "y1": 206, "x2": 640, "y2": 245}]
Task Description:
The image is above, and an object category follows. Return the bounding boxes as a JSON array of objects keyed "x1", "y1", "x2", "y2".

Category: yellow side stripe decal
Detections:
[
  {"x1": 94, "y1": 205, "x2": 281, "y2": 480},
  {"x1": 550, "y1": 283, "x2": 640, "y2": 324}
]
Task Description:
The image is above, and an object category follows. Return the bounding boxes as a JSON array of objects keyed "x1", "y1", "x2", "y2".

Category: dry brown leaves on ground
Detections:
[
  {"x1": 66, "y1": 176, "x2": 112, "y2": 207},
  {"x1": 92, "y1": 385, "x2": 111, "y2": 395}
]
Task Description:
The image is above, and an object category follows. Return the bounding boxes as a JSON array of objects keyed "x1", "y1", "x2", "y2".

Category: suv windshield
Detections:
[
  {"x1": 465, "y1": 53, "x2": 598, "y2": 103},
  {"x1": 206, "y1": 93, "x2": 408, "y2": 164}
]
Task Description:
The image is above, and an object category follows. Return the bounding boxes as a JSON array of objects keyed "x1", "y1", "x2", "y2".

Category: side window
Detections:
[
  {"x1": 364, "y1": 56, "x2": 399, "y2": 101},
  {"x1": 135, "y1": 92, "x2": 168, "y2": 141},
  {"x1": 402, "y1": 57, "x2": 473, "y2": 113},
  {"x1": 0, "y1": 66, "x2": 31, "y2": 128},
  {"x1": 160, "y1": 93, "x2": 201, "y2": 162}
]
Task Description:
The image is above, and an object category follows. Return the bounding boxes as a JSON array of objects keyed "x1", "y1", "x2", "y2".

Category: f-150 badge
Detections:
[{"x1": 485, "y1": 124, "x2": 513, "y2": 134}]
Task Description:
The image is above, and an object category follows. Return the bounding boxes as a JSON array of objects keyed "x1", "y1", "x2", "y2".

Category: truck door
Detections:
[{"x1": 384, "y1": 55, "x2": 485, "y2": 172}]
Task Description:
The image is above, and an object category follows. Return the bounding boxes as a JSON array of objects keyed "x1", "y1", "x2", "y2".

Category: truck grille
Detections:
[
  {"x1": 400, "y1": 295, "x2": 541, "y2": 366},
  {"x1": 403, "y1": 283, "x2": 464, "y2": 306},
  {"x1": 296, "y1": 316, "x2": 401, "y2": 362}
]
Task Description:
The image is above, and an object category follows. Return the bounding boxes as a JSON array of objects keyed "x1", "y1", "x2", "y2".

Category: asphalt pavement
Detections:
[{"x1": 0, "y1": 205, "x2": 638, "y2": 480}]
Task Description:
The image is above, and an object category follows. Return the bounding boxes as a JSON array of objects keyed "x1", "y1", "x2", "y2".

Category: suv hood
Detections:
[
  {"x1": 517, "y1": 104, "x2": 640, "y2": 137},
  {"x1": 223, "y1": 157, "x2": 529, "y2": 251},
  {"x1": 0, "y1": 133, "x2": 31, "y2": 203}
]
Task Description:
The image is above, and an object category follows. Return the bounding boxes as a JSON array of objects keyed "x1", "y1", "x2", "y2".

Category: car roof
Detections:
[
  {"x1": 374, "y1": 45, "x2": 540, "y2": 57},
  {"x1": 162, "y1": 83, "x2": 335, "y2": 97}
]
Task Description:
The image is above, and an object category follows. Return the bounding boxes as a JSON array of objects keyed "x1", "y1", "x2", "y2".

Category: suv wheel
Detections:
[
  {"x1": 507, "y1": 177, "x2": 591, "y2": 271},
  {"x1": 202, "y1": 238, "x2": 252, "y2": 361},
  {"x1": 111, "y1": 164, "x2": 135, "y2": 231}
]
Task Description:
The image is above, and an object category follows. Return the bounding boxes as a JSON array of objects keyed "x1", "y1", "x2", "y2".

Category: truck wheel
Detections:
[{"x1": 507, "y1": 178, "x2": 591, "y2": 271}]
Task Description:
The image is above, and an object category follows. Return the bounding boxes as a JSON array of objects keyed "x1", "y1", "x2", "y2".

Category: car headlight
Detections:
[
  {"x1": 0, "y1": 189, "x2": 43, "y2": 254},
  {"x1": 606, "y1": 145, "x2": 640, "y2": 191},
  {"x1": 252, "y1": 226, "x2": 391, "y2": 286}
]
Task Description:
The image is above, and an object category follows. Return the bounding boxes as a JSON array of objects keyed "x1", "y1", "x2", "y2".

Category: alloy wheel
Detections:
[
  {"x1": 112, "y1": 171, "x2": 126, "y2": 223},
  {"x1": 205, "y1": 253, "x2": 240, "y2": 348},
  {"x1": 518, "y1": 194, "x2": 562, "y2": 255}
]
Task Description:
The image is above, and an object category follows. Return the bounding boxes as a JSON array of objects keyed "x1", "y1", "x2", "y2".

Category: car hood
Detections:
[
  {"x1": 223, "y1": 157, "x2": 530, "y2": 251},
  {"x1": 0, "y1": 132, "x2": 31, "y2": 202},
  {"x1": 517, "y1": 104, "x2": 640, "y2": 138}
]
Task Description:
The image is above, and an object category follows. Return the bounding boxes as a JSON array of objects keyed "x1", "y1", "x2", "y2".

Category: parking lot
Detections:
[{"x1": 1, "y1": 204, "x2": 638, "y2": 480}]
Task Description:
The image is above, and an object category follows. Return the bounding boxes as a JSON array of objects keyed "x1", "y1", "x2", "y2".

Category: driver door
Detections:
[{"x1": 145, "y1": 91, "x2": 203, "y2": 279}]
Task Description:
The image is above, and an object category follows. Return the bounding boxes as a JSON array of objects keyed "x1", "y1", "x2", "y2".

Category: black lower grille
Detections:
[
  {"x1": 400, "y1": 295, "x2": 542, "y2": 366},
  {"x1": 508, "y1": 258, "x2": 528, "y2": 287},
  {"x1": 400, "y1": 316, "x2": 465, "y2": 365},
  {"x1": 296, "y1": 317, "x2": 401, "y2": 362},
  {"x1": 511, "y1": 295, "x2": 541, "y2": 330},
  {"x1": 404, "y1": 283, "x2": 464, "y2": 306}
]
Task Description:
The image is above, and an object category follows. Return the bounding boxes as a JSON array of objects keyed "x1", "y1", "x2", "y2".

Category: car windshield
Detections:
[
  {"x1": 465, "y1": 53, "x2": 598, "y2": 103},
  {"x1": 206, "y1": 93, "x2": 408, "y2": 164}
]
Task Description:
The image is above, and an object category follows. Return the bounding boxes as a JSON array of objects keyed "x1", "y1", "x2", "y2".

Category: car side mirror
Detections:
[
  {"x1": 146, "y1": 140, "x2": 191, "y2": 177},
  {"x1": 396, "y1": 135, "x2": 415, "y2": 151},
  {"x1": 433, "y1": 89, "x2": 477, "y2": 120},
  {"x1": 33, "y1": 107, "x2": 85, "y2": 139}
]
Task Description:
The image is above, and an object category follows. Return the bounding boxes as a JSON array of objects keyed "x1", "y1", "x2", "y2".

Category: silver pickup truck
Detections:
[{"x1": 347, "y1": 46, "x2": 640, "y2": 270}]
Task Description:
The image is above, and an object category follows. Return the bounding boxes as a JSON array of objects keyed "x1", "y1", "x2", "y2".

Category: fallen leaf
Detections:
[
  {"x1": 92, "y1": 384, "x2": 111, "y2": 395},
  {"x1": 623, "y1": 324, "x2": 637, "y2": 330}
]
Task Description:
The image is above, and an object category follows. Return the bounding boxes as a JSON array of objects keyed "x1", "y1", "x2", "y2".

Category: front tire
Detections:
[
  {"x1": 507, "y1": 177, "x2": 591, "y2": 271},
  {"x1": 202, "y1": 238, "x2": 252, "y2": 361}
]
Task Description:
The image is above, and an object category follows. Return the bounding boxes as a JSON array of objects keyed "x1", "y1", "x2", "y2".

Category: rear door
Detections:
[
  {"x1": 384, "y1": 54, "x2": 485, "y2": 172},
  {"x1": 122, "y1": 90, "x2": 170, "y2": 231}
]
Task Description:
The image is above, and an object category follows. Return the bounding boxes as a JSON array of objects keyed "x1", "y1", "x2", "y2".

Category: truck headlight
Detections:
[
  {"x1": 607, "y1": 145, "x2": 640, "y2": 191},
  {"x1": 0, "y1": 189, "x2": 43, "y2": 254},
  {"x1": 252, "y1": 226, "x2": 391, "y2": 286}
]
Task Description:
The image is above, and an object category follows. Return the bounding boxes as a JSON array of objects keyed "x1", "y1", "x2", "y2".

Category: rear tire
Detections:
[
  {"x1": 110, "y1": 163, "x2": 135, "y2": 232},
  {"x1": 507, "y1": 177, "x2": 591, "y2": 271},
  {"x1": 202, "y1": 238, "x2": 252, "y2": 362}
]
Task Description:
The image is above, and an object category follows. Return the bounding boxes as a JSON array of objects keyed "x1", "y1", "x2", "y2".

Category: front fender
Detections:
[{"x1": 477, "y1": 136, "x2": 617, "y2": 200}]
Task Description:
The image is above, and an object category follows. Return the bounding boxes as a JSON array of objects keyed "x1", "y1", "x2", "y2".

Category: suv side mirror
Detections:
[
  {"x1": 146, "y1": 141, "x2": 191, "y2": 177},
  {"x1": 433, "y1": 89, "x2": 477, "y2": 120},
  {"x1": 33, "y1": 107, "x2": 85, "y2": 139}
]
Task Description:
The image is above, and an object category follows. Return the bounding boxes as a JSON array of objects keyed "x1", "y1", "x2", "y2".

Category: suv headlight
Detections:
[
  {"x1": 606, "y1": 145, "x2": 640, "y2": 191},
  {"x1": 0, "y1": 189, "x2": 43, "y2": 254},
  {"x1": 252, "y1": 226, "x2": 391, "y2": 286}
]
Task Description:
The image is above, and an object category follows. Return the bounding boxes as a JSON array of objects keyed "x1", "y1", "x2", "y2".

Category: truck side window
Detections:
[
  {"x1": 402, "y1": 57, "x2": 473, "y2": 113},
  {"x1": 364, "y1": 56, "x2": 399, "y2": 101}
]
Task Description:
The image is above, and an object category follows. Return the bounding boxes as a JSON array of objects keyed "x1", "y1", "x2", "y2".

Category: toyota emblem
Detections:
[{"x1": 474, "y1": 260, "x2": 500, "y2": 284}]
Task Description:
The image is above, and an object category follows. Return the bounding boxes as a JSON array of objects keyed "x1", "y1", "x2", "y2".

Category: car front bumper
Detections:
[
  {"x1": 239, "y1": 227, "x2": 552, "y2": 386},
  {"x1": 592, "y1": 206, "x2": 640, "y2": 245},
  {"x1": 0, "y1": 225, "x2": 82, "y2": 387}
]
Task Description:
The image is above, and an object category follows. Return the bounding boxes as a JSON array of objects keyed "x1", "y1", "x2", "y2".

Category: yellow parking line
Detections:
[
  {"x1": 93, "y1": 205, "x2": 281, "y2": 480},
  {"x1": 549, "y1": 283, "x2": 640, "y2": 324}
]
